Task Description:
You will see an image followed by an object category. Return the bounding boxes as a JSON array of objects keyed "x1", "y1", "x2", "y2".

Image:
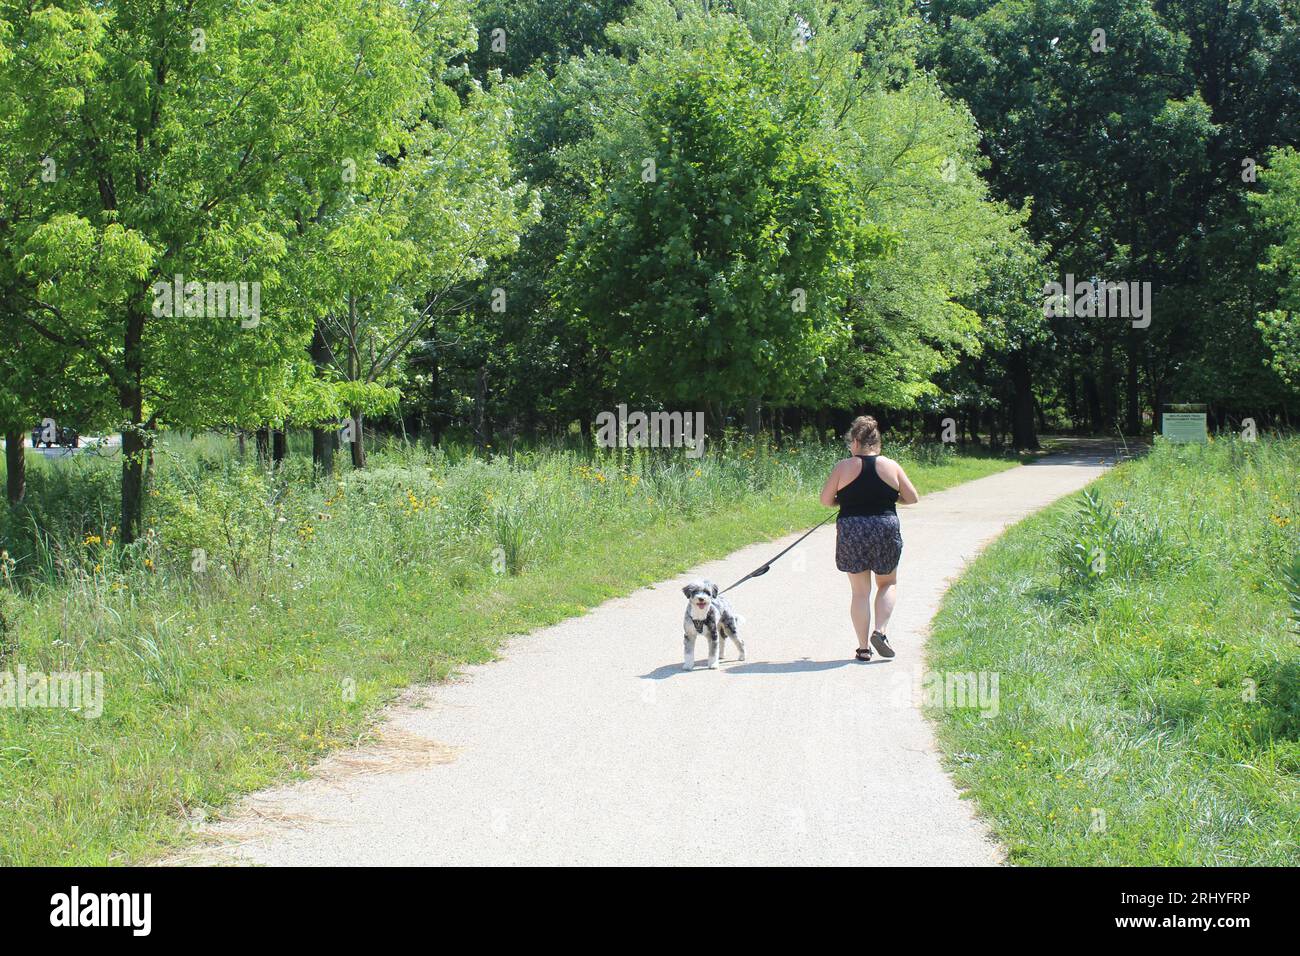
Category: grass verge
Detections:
[{"x1": 927, "y1": 436, "x2": 1299, "y2": 865}]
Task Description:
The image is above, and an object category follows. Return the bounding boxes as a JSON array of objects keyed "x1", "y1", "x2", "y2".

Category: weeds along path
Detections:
[{"x1": 193, "y1": 444, "x2": 1112, "y2": 866}]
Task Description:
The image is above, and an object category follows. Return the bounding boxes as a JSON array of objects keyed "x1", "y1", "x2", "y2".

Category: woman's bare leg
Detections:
[
  {"x1": 848, "y1": 570, "x2": 873, "y2": 648},
  {"x1": 872, "y1": 570, "x2": 897, "y2": 635}
]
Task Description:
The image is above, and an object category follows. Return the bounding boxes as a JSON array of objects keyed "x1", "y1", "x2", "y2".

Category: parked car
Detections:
[{"x1": 30, "y1": 424, "x2": 80, "y2": 448}]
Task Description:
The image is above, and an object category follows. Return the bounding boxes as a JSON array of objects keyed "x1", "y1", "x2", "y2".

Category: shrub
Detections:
[{"x1": 151, "y1": 465, "x2": 280, "y2": 581}]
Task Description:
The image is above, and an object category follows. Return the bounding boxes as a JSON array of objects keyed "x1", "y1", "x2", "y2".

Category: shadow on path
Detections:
[
  {"x1": 725, "y1": 658, "x2": 875, "y2": 674},
  {"x1": 1031, "y1": 436, "x2": 1147, "y2": 467},
  {"x1": 639, "y1": 658, "x2": 878, "y2": 679}
]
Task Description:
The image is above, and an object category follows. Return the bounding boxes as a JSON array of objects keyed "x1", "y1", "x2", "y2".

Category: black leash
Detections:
[{"x1": 718, "y1": 512, "x2": 837, "y2": 595}]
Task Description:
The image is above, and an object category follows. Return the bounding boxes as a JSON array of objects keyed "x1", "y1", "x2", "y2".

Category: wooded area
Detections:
[{"x1": 2, "y1": 0, "x2": 1298, "y2": 543}]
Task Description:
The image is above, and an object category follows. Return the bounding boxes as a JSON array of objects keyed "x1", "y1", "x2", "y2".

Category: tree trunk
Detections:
[
  {"x1": 312, "y1": 427, "x2": 335, "y2": 475},
  {"x1": 1010, "y1": 350, "x2": 1039, "y2": 450},
  {"x1": 424, "y1": 319, "x2": 442, "y2": 445},
  {"x1": 309, "y1": 320, "x2": 334, "y2": 474},
  {"x1": 1065, "y1": 366, "x2": 1079, "y2": 431},
  {"x1": 1100, "y1": 336, "x2": 1117, "y2": 430},
  {"x1": 1125, "y1": 326, "x2": 1142, "y2": 435},
  {"x1": 120, "y1": 420, "x2": 145, "y2": 545},
  {"x1": 5, "y1": 430, "x2": 25, "y2": 505},
  {"x1": 1083, "y1": 371, "x2": 1103, "y2": 434},
  {"x1": 255, "y1": 427, "x2": 270, "y2": 462},
  {"x1": 473, "y1": 367, "x2": 488, "y2": 451},
  {"x1": 743, "y1": 396, "x2": 761, "y2": 437},
  {"x1": 349, "y1": 409, "x2": 366, "y2": 468},
  {"x1": 345, "y1": 318, "x2": 368, "y2": 466},
  {"x1": 272, "y1": 428, "x2": 286, "y2": 465},
  {"x1": 709, "y1": 401, "x2": 727, "y2": 438}
]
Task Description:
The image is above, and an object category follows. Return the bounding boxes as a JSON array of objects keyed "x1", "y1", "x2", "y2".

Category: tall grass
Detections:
[
  {"x1": 0, "y1": 430, "x2": 1014, "y2": 864},
  {"x1": 1, "y1": 432, "x2": 1004, "y2": 595},
  {"x1": 928, "y1": 435, "x2": 1300, "y2": 865}
]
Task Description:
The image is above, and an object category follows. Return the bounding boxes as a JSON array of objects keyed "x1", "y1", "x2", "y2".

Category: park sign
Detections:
[{"x1": 1162, "y1": 404, "x2": 1208, "y2": 443}]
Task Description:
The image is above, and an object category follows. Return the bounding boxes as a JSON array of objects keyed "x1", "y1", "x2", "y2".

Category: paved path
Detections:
[{"x1": 198, "y1": 446, "x2": 1111, "y2": 866}]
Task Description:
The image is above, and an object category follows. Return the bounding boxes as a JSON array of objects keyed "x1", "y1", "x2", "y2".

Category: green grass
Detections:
[
  {"x1": 0, "y1": 432, "x2": 1014, "y2": 865},
  {"x1": 927, "y1": 436, "x2": 1300, "y2": 865}
]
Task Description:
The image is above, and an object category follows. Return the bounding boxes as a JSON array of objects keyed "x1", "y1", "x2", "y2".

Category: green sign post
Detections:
[{"x1": 1162, "y1": 404, "x2": 1208, "y2": 443}]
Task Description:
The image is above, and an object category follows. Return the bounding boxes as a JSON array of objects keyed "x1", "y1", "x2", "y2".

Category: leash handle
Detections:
[{"x1": 719, "y1": 512, "x2": 837, "y2": 595}]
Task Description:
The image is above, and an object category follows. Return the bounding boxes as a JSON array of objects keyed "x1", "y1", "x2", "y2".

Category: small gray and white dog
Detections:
[{"x1": 681, "y1": 579, "x2": 744, "y2": 670}]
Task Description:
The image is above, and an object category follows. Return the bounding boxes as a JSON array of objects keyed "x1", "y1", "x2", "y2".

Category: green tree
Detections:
[
  {"x1": 552, "y1": 0, "x2": 1020, "y2": 433},
  {"x1": 1251, "y1": 147, "x2": 1300, "y2": 389},
  {"x1": 3, "y1": 0, "x2": 445, "y2": 540},
  {"x1": 558, "y1": 27, "x2": 877, "y2": 426},
  {"x1": 0, "y1": 1, "x2": 118, "y2": 502},
  {"x1": 924, "y1": 0, "x2": 1300, "y2": 434},
  {"x1": 469, "y1": 0, "x2": 634, "y2": 78},
  {"x1": 294, "y1": 79, "x2": 538, "y2": 467},
  {"x1": 939, "y1": 228, "x2": 1053, "y2": 448}
]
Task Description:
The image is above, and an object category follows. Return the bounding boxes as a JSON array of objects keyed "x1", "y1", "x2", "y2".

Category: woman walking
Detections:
[{"x1": 819, "y1": 416, "x2": 918, "y2": 661}]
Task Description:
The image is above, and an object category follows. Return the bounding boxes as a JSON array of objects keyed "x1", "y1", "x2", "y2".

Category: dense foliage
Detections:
[{"x1": 2, "y1": 0, "x2": 1297, "y2": 534}]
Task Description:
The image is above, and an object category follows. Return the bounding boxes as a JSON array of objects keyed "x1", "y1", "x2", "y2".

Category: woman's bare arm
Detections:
[
  {"x1": 894, "y1": 463, "x2": 919, "y2": 504},
  {"x1": 820, "y1": 459, "x2": 850, "y2": 507}
]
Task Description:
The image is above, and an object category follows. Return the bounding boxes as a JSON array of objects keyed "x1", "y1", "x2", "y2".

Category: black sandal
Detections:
[
  {"x1": 854, "y1": 646, "x2": 873, "y2": 661},
  {"x1": 870, "y1": 631, "x2": 895, "y2": 659}
]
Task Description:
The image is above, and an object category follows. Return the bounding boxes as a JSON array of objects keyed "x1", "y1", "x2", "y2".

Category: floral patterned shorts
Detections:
[{"x1": 835, "y1": 514, "x2": 903, "y2": 574}]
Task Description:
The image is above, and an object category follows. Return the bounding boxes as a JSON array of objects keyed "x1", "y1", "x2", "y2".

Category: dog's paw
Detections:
[
  {"x1": 682, "y1": 661, "x2": 694, "y2": 671},
  {"x1": 707, "y1": 660, "x2": 720, "y2": 670}
]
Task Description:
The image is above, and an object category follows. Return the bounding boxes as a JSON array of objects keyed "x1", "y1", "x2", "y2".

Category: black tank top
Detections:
[{"x1": 836, "y1": 455, "x2": 899, "y2": 517}]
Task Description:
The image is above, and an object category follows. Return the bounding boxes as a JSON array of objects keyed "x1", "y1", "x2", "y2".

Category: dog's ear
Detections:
[
  {"x1": 709, "y1": 582, "x2": 719, "y2": 597},
  {"x1": 682, "y1": 585, "x2": 694, "y2": 598}
]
